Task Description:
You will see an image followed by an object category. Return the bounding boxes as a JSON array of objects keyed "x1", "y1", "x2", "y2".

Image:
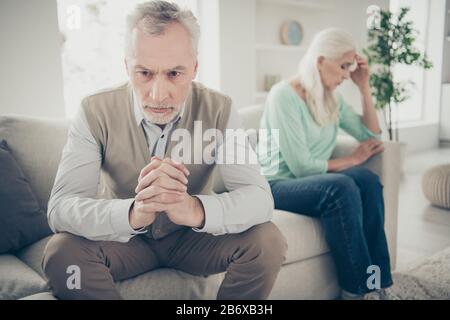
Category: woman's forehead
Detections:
[{"x1": 339, "y1": 50, "x2": 357, "y2": 62}]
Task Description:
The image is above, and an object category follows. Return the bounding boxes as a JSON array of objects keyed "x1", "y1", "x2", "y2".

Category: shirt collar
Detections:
[{"x1": 132, "y1": 90, "x2": 185, "y2": 127}]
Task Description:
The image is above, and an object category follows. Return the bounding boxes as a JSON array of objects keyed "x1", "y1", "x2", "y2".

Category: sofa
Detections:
[{"x1": 0, "y1": 104, "x2": 400, "y2": 300}]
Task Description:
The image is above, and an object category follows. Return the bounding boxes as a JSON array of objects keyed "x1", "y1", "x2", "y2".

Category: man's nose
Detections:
[{"x1": 148, "y1": 77, "x2": 169, "y2": 103}]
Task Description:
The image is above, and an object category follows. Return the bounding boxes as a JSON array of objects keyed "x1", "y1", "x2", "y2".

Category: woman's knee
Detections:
[
  {"x1": 346, "y1": 167, "x2": 383, "y2": 190},
  {"x1": 320, "y1": 174, "x2": 365, "y2": 217},
  {"x1": 326, "y1": 174, "x2": 361, "y2": 199}
]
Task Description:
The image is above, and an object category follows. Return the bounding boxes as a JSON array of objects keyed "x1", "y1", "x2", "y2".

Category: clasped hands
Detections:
[{"x1": 129, "y1": 157, "x2": 205, "y2": 230}]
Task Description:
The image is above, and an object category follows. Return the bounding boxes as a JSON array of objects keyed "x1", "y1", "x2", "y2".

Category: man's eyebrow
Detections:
[
  {"x1": 134, "y1": 65, "x2": 187, "y2": 72},
  {"x1": 167, "y1": 66, "x2": 187, "y2": 72},
  {"x1": 134, "y1": 65, "x2": 150, "y2": 70}
]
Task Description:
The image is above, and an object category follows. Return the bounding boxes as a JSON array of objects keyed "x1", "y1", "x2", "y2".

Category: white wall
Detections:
[
  {"x1": 0, "y1": 0, "x2": 65, "y2": 118},
  {"x1": 218, "y1": 0, "x2": 256, "y2": 109},
  {"x1": 439, "y1": 0, "x2": 450, "y2": 142},
  {"x1": 197, "y1": 0, "x2": 222, "y2": 91},
  {"x1": 198, "y1": 0, "x2": 446, "y2": 153},
  {"x1": 441, "y1": 84, "x2": 450, "y2": 141},
  {"x1": 200, "y1": 0, "x2": 389, "y2": 109},
  {"x1": 416, "y1": 0, "x2": 446, "y2": 147}
]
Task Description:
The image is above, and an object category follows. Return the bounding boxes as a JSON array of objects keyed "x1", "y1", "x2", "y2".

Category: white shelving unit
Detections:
[
  {"x1": 253, "y1": 0, "x2": 335, "y2": 103},
  {"x1": 255, "y1": 44, "x2": 306, "y2": 53},
  {"x1": 258, "y1": 0, "x2": 334, "y2": 10}
]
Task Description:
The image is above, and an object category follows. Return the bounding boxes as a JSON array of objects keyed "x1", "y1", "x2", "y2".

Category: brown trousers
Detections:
[{"x1": 42, "y1": 222, "x2": 287, "y2": 300}]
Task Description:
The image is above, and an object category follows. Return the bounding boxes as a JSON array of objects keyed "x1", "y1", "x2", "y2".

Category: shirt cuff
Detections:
[
  {"x1": 192, "y1": 195, "x2": 224, "y2": 235},
  {"x1": 110, "y1": 199, "x2": 147, "y2": 237}
]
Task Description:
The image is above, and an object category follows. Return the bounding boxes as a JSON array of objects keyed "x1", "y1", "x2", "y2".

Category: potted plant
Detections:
[{"x1": 363, "y1": 6, "x2": 433, "y2": 141}]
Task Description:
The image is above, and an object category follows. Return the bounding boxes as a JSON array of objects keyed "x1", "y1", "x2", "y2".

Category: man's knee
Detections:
[
  {"x1": 241, "y1": 222, "x2": 288, "y2": 268},
  {"x1": 42, "y1": 232, "x2": 98, "y2": 284}
]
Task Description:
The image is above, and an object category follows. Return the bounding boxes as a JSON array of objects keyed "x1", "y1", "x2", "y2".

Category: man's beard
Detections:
[{"x1": 142, "y1": 104, "x2": 181, "y2": 125}]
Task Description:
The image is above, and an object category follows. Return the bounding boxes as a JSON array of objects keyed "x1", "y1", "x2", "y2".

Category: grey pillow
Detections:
[{"x1": 0, "y1": 140, "x2": 52, "y2": 253}]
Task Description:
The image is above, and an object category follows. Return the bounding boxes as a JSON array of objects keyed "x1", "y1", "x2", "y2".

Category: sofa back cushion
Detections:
[
  {"x1": 211, "y1": 104, "x2": 264, "y2": 193},
  {"x1": 0, "y1": 140, "x2": 52, "y2": 253},
  {"x1": 0, "y1": 116, "x2": 68, "y2": 211},
  {"x1": 238, "y1": 104, "x2": 264, "y2": 131}
]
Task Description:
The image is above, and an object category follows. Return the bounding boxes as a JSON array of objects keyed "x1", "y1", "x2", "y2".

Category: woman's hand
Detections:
[
  {"x1": 350, "y1": 55, "x2": 370, "y2": 91},
  {"x1": 351, "y1": 139, "x2": 384, "y2": 166},
  {"x1": 327, "y1": 139, "x2": 384, "y2": 173}
]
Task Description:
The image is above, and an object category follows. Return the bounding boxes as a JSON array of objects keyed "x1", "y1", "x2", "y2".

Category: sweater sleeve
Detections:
[
  {"x1": 266, "y1": 91, "x2": 328, "y2": 178},
  {"x1": 338, "y1": 95, "x2": 381, "y2": 141}
]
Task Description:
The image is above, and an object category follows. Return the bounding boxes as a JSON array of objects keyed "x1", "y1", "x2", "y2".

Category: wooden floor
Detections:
[{"x1": 395, "y1": 147, "x2": 450, "y2": 271}]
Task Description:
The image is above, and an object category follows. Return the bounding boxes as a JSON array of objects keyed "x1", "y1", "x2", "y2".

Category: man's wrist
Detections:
[
  {"x1": 128, "y1": 201, "x2": 143, "y2": 230},
  {"x1": 191, "y1": 196, "x2": 205, "y2": 228}
]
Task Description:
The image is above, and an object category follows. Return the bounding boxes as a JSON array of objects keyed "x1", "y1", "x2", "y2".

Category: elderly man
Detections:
[{"x1": 42, "y1": 1, "x2": 286, "y2": 300}]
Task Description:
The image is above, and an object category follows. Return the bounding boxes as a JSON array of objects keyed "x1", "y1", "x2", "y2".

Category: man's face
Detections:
[{"x1": 125, "y1": 22, "x2": 198, "y2": 125}]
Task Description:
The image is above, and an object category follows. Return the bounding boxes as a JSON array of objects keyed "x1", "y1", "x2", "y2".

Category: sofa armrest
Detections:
[{"x1": 332, "y1": 135, "x2": 401, "y2": 270}]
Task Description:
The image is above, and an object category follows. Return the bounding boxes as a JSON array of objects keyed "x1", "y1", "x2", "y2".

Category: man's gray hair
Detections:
[{"x1": 125, "y1": 1, "x2": 200, "y2": 57}]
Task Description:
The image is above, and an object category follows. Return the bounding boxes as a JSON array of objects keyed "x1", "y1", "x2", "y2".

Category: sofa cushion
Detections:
[
  {"x1": 211, "y1": 105, "x2": 262, "y2": 194},
  {"x1": 268, "y1": 252, "x2": 339, "y2": 299},
  {"x1": 272, "y1": 210, "x2": 330, "y2": 264},
  {"x1": 17, "y1": 234, "x2": 224, "y2": 300},
  {"x1": 0, "y1": 254, "x2": 48, "y2": 299},
  {"x1": 20, "y1": 271, "x2": 223, "y2": 300},
  {"x1": 0, "y1": 140, "x2": 52, "y2": 253},
  {"x1": 14, "y1": 210, "x2": 331, "y2": 300},
  {"x1": 16, "y1": 235, "x2": 52, "y2": 278},
  {"x1": 0, "y1": 116, "x2": 68, "y2": 210},
  {"x1": 20, "y1": 292, "x2": 57, "y2": 300},
  {"x1": 17, "y1": 212, "x2": 330, "y2": 282},
  {"x1": 116, "y1": 268, "x2": 223, "y2": 300},
  {"x1": 239, "y1": 104, "x2": 264, "y2": 130}
]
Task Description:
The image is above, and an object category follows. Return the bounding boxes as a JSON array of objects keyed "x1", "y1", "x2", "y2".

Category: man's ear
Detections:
[
  {"x1": 124, "y1": 58, "x2": 129, "y2": 75},
  {"x1": 192, "y1": 60, "x2": 199, "y2": 80}
]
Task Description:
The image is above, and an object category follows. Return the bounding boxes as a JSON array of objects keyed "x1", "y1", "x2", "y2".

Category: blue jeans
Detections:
[{"x1": 269, "y1": 166, "x2": 393, "y2": 294}]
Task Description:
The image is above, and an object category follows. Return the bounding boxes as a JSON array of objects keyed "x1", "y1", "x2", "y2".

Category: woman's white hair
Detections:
[
  {"x1": 124, "y1": 1, "x2": 200, "y2": 57},
  {"x1": 298, "y1": 28, "x2": 357, "y2": 126}
]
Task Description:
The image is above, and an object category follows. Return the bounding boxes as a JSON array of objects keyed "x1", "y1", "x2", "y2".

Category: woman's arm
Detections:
[
  {"x1": 262, "y1": 87, "x2": 328, "y2": 178},
  {"x1": 328, "y1": 156, "x2": 357, "y2": 172},
  {"x1": 327, "y1": 139, "x2": 384, "y2": 172},
  {"x1": 351, "y1": 55, "x2": 381, "y2": 135},
  {"x1": 360, "y1": 85, "x2": 381, "y2": 134}
]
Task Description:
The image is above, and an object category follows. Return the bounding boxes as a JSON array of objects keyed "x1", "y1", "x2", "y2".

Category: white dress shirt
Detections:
[{"x1": 47, "y1": 91, "x2": 274, "y2": 242}]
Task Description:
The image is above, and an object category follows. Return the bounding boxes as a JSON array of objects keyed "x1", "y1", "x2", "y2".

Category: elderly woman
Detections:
[{"x1": 257, "y1": 28, "x2": 393, "y2": 299}]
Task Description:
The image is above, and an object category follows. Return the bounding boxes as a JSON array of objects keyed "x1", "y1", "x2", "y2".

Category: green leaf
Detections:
[{"x1": 363, "y1": 5, "x2": 433, "y2": 135}]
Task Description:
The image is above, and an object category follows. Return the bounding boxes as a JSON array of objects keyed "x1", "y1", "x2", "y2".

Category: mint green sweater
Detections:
[{"x1": 257, "y1": 81, "x2": 380, "y2": 181}]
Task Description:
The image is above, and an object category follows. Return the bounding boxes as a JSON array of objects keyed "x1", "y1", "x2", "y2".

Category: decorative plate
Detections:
[{"x1": 280, "y1": 20, "x2": 303, "y2": 46}]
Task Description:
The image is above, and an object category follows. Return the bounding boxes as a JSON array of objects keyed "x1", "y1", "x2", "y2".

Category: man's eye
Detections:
[
  {"x1": 137, "y1": 71, "x2": 151, "y2": 79},
  {"x1": 168, "y1": 71, "x2": 181, "y2": 78},
  {"x1": 341, "y1": 65, "x2": 348, "y2": 70}
]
